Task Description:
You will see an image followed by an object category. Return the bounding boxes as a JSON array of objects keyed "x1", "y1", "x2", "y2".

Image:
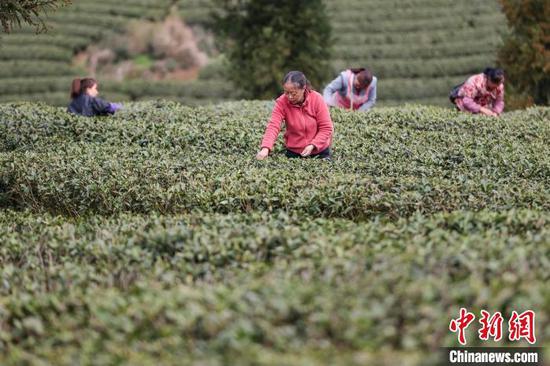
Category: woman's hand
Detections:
[
  {"x1": 256, "y1": 147, "x2": 270, "y2": 160},
  {"x1": 480, "y1": 107, "x2": 498, "y2": 117},
  {"x1": 301, "y1": 144, "x2": 315, "y2": 157}
]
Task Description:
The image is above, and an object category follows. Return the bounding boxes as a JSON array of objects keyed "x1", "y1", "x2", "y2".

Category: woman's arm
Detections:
[
  {"x1": 457, "y1": 79, "x2": 483, "y2": 113},
  {"x1": 492, "y1": 87, "x2": 505, "y2": 115},
  {"x1": 91, "y1": 98, "x2": 115, "y2": 115},
  {"x1": 323, "y1": 74, "x2": 344, "y2": 106},
  {"x1": 310, "y1": 96, "x2": 334, "y2": 151},
  {"x1": 260, "y1": 98, "x2": 286, "y2": 152},
  {"x1": 461, "y1": 97, "x2": 482, "y2": 113},
  {"x1": 106, "y1": 102, "x2": 123, "y2": 114},
  {"x1": 359, "y1": 77, "x2": 377, "y2": 111}
]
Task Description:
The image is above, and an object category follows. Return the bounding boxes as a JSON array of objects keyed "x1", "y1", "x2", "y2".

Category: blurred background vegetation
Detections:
[{"x1": 0, "y1": 0, "x2": 547, "y2": 109}]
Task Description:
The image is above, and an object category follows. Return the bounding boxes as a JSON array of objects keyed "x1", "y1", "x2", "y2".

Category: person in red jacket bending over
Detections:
[{"x1": 256, "y1": 71, "x2": 334, "y2": 161}]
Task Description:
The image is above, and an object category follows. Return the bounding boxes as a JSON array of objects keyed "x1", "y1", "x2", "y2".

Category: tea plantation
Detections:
[
  {"x1": 0, "y1": 101, "x2": 548, "y2": 365},
  {"x1": 1, "y1": 0, "x2": 505, "y2": 106},
  {"x1": 325, "y1": 0, "x2": 506, "y2": 106},
  {"x1": 0, "y1": 0, "x2": 232, "y2": 106}
]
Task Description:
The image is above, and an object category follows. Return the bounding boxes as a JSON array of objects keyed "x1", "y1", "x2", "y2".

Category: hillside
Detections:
[
  {"x1": 0, "y1": 101, "x2": 549, "y2": 364},
  {"x1": 178, "y1": 0, "x2": 507, "y2": 106},
  {"x1": 0, "y1": 0, "x2": 232, "y2": 106},
  {"x1": 0, "y1": 0, "x2": 507, "y2": 107},
  {"x1": 326, "y1": 0, "x2": 507, "y2": 106},
  {"x1": 0, "y1": 0, "x2": 169, "y2": 105}
]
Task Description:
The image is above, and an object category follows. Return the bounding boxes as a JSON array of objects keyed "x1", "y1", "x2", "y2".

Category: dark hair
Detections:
[
  {"x1": 483, "y1": 68, "x2": 505, "y2": 84},
  {"x1": 282, "y1": 71, "x2": 310, "y2": 89},
  {"x1": 350, "y1": 68, "x2": 373, "y2": 88},
  {"x1": 70, "y1": 78, "x2": 97, "y2": 99}
]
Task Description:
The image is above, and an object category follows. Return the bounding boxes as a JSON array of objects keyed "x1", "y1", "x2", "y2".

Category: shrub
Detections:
[
  {"x1": 0, "y1": 102, "x2": 548, "y2": 217},
  {"x1": 0, "y1": 100, "x2": 548, "y2": 364},
  {"x1": 211, "y1": 0, "x2": 333, "y2": 98},
  {"x1": 498, "y1": 0, "x2": 550, "y2": 106}
]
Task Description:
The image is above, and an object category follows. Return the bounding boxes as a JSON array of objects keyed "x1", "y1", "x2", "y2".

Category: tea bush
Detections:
[
  {"x1": 0, "y1": 102, "x2": 548, "y2": 217},
  {"x1": 0, "y1": 97, "x2": 548, "y2": 364},
  {"x1": 0, "y1": 34, "x2": 90, "y2": 50},
  {"x1": 0, "y1": 209, "x2": 548, "y2": 365},
  {"x1": 0, "y1": 62, "x2": 74, "y2": 79},
  {"x1": 333, "y1": 38, "x2": 501, "y2": 61},
  {"x1": 0, "y1": 46, "x2": 73, "y2": 62}
]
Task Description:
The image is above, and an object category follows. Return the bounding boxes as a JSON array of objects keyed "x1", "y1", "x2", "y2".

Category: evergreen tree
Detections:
[
  {"x1": 498, "y1": 0, "x2": 549, "y2": 106},
  {"x1": 212, "y1": 0, "x2": 333, "y2": 99}
]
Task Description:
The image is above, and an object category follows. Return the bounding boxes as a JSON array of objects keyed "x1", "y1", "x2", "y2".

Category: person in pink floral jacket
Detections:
[{"x1": 451, "y1": 68, "x2": 505, "y2": 117}]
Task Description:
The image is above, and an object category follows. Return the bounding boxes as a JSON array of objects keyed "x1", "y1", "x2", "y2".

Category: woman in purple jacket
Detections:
[{"x1": 68, "y1": 78, "x2": 122, "y2": 117}]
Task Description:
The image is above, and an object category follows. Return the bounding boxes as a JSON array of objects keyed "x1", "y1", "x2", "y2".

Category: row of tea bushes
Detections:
[
  {"x1": 1, "y1": 101, "x2": 547, "y2": 152},
  {"x1": 0, "y1": 62, "x2": 76, "y2": 79},
  {"x1": 1, "y1": 142, "x2": 548, "y2": 218},
  {"x1": 1, "y1": 209, "x2": 548, "y2": 364},
  {"x1": 0, "y1": 102, "x2": 548, "y2": 217},
  {"x1": 332, "y1": 38, "x2": 501, "y2": 61}
]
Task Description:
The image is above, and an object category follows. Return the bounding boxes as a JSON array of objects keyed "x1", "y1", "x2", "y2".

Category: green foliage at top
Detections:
[
  {"x1": 211, "y1": 0, "x2": 333, "y2": 98},
  {"x1": 166, "y1": 0, "x2": 510, "y2": 106},
  {"x1": 0, "y1": 0, "x2": 70, "y2": 33},
  {"x1": 498, "y1": 0, "x2": 549, "y2": 106}
]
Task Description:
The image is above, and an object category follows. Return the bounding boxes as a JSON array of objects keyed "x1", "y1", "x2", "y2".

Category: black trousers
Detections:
[{"x1": 285, "y1": 147, "x2": 332, "y2": 160}]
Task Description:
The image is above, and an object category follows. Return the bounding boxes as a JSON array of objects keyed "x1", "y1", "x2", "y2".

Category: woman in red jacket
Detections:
[{"x1": 256, "y1": 71, "x2": 334, "y2": 160}]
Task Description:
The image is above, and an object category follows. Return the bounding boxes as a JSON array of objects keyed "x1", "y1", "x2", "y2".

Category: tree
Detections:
[
  {"x1": 212, "y1": 0, "x2": 333, "y2": 99},
  {"x1": 1, "y1": 0, "x2": 71, "y2": 34},
  {"x1": 497, "y1": 0, "x2": 549, "y2": 106}
]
